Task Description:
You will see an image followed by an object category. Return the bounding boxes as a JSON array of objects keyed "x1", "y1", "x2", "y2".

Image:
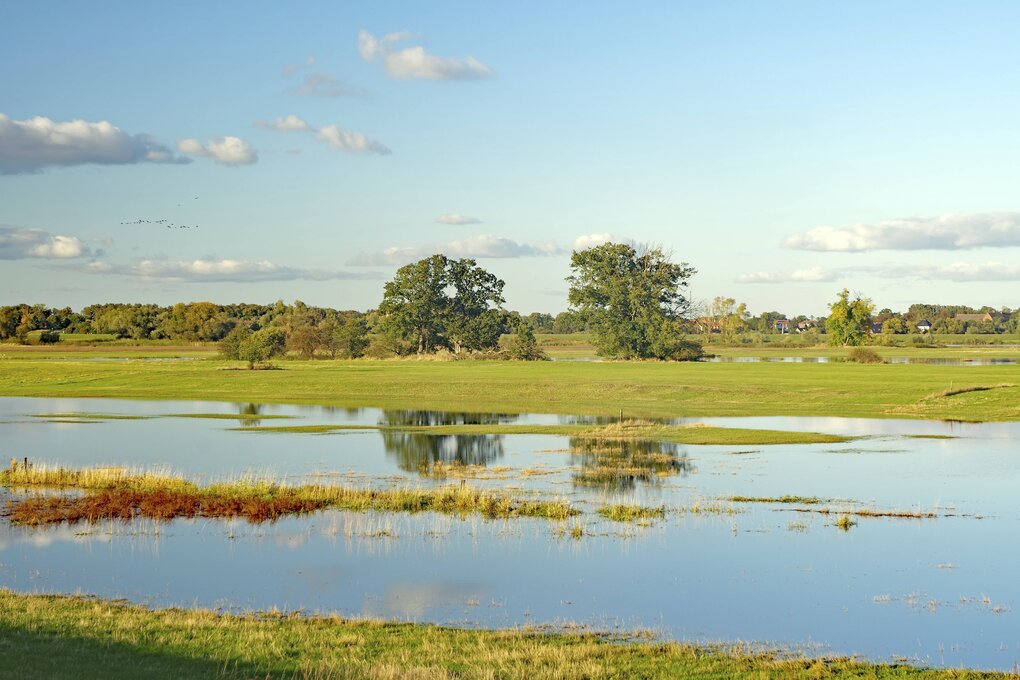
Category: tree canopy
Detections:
[
  {"x1": 825, "y1": 289, "x2": 875, "y2": 346},
  {"x1": 378, "y1": 254, "x2": 507, "y2": 354},
  {"x1": 567, "y1": 242, "x2": 701, "y2": 360}
]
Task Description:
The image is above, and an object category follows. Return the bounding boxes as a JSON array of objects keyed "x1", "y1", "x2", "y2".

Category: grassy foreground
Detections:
[
  {"x1": 0, "y1": 356, "x2": 1018, "y2": 420},
  {"x1": 0, "y1": 591, "x2": 1008, "y2": 679}
]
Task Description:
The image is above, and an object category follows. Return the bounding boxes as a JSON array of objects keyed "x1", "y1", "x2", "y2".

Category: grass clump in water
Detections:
[
  {"x1": 727, "y1": 495, "x2": 824, "y2": 505},
  {"x1": 597, "y1": 504, "x2": 666, "y2": 523},
  {"x1": 1, "y1": 464, "x2": 577, "y2": 525}
]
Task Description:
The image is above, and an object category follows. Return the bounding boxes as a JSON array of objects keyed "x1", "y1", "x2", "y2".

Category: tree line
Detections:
[{"x1": 4, "y1": 240, "x2": 1015, "y2": 359}]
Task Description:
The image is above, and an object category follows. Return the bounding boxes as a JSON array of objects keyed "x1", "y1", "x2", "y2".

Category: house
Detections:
[
  {"x1": 916, "y1": 319, "x2": 932, "y2": 333},
  {"x1": 796, "y1": 319, "x2": 817, "y2": 333},
  {"x1": 955, "y1": 313, "x2": 993, "y2": 323},
  {"x1": 774, "y1": 319, "x2": 791, "y2": 334}
]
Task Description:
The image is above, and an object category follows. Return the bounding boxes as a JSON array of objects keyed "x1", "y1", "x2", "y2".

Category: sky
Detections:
[{"x1": 2, "y1": 0, "x2": 1020, "y2": 316}]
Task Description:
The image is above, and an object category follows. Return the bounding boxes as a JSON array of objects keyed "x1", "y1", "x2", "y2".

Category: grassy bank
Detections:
[
  {"x1": 0, "y1": 591, "x2": 1007, "y2": 679},
  {"x1": 1, "y1": 356, "x2": 1018, "y2": 420}
]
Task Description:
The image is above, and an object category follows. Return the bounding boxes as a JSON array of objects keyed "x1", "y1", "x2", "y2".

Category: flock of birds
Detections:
[
  {"x1": 120, "y1": 218, "x2": 199, "y2": 230},
  {"x1": 120, "y1": 197, "x2": 201, "y2": 230}
]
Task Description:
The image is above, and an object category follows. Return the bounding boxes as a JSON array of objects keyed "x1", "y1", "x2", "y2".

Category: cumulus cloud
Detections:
[
  {"x1": 868, "y1": 262, "x2": 1020, "y2": 282},
  {"x1": 572, "y1": 233, "x2": 626, "y2": 250},
  {"x1": 784, "y1": 212, "x2": 1020, "y2": 252},
  {"x1": 736, "y1": 267, "x2": 838, "y2": 284},
  {"x1": 255, "y1": 115, "x2": 390, "y2": 155},
  {"x1": 76, "y1": 257, "x2": 381, "y2": 283},
  {"x1": 0, "y1": 226, "x2": 90, "y2": 259},
  {"x1": 0, "y1": 113, "x2": 189, "y2": 174},
  {"x1": 737, "y1": 261, "x2": 1020, "y2": 284},
  {"x1": 316, "y1": 125, "x2": 391, "y2": 154},
  {"x1": 436, "y1": 213, "x2": 482, "y2": 225},
  {"x1": 357, "y1": 30, "x2": 493, "y2": 81},
  {"x1": 254, "y1": 115, "x2": 311, "y2": 132},
  {"x1": 177, "y1": 136, "x2": 258, "y2": 165},
  {"x1": 349, "y1": 234, "x2": 561, "y2": 266}
]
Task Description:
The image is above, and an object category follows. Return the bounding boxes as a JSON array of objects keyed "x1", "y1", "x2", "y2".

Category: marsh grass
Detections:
[
  {"x1": 727, "y1": 495, "x2": 825, "y2": 505},
  {"x1": 1, "y1": 465, "x2": 577, "y2": 525},
  {"x1": 2, "y1": 590, "x2": 1002, "y2": 680},
  {"x1": 835, "y1": 515, "x2": 857, "y2": 531},
  {"x1": 596, "y1": 504, "x2": 666, "y2": 523},
  {"x1": 783, "y1": 504, "x2": 939, "y2": 523},
  {"x1": 677, "y1": 501, "x2": 741, "y2": 516}
]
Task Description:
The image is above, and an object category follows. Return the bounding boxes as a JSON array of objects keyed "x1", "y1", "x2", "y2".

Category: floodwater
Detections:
[{"x1": 1, "y1": 396, "x2": 1018, "y2": 670}]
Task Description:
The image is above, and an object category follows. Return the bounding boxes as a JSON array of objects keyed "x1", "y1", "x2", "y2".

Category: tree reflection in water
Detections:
[
  {"x1": 569, "y1": 437, "x2": 695, "y2": 492},
  {"x1": 378, "y1": 410, "x2": 515, "y2": 475},
  {"x1": 237, "y1": 402, "x2": 263, "y2": 427}
]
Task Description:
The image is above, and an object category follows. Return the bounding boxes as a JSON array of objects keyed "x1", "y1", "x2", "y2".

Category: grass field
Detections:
[
  {"x1": 0, "y1": 591, "x2": 1009, "y2": 679},
  {"x1": 0, "y1": 354, "x2": 1017, "y2": 420}
]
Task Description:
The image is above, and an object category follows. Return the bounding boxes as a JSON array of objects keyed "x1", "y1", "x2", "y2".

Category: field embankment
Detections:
[{"x1": 0, "y1": 356, "x2": 1018, "y2": 420}]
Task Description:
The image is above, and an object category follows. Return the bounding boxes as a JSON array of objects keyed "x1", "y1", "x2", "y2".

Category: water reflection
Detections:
[
  {"x1": 569, "y1": 437, "x2": 695, "y2": 491},
  {"x1": 378, "y1": 410, "x2": 511, "y2": 474},
  {"x1": 238, "y1": 402, "x2": 263, "y2": 426}
]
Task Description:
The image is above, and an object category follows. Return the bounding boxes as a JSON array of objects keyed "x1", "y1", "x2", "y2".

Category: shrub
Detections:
[{"x1": 847, "y1": 347, "x2": 883, "y2": 364}]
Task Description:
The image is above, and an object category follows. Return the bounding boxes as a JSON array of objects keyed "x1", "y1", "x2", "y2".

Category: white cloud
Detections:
[
  {"x1": 736, "y1": 267, "x2": 838, "y2": 284},
  {"x1": 872, "y1": 262, "x2": 1020, "y2": 282},
  {"x1": 0, "y1": 226, "x2": 90, "y2": 259},
  {"x1": 436, "y1": 213, "x2": 482, "y2": 225},
  {"x1": 784, "y1": 212, "x2": 1020, "y2": 252},
  {"x1": 254, "y1": 115, "x2": 310, "y2": 132},
  {"x1": 281, "y1": 54, "x2": 317, "y2": 77},
  {"x1": 177, "y1": 136, "x2": 258, "y2": 165},
  {"x1": 0, "y1": 113, "x2": 189, "y2": 174},
  {"x1": 256, "y1": 115, "x2": 390, "y2": 155},
  {"x1": 349, "y1": 234, "x2": 562, "y2": 265},
  {"x1": 289, "y1": 72, "x2": 360, "y2": 97},
  {"x1": 572, "y1": 233, "x2": 624, "y2": 250},
  {"x1": 76, "y1": 257, "x2": 380, "y2": 283},
  {"x1": 357, "y1": 30, "x2": 493, "y2": 81},
  {"x1": 315, "y1": 125, "x2": 391, "y2": 154}
]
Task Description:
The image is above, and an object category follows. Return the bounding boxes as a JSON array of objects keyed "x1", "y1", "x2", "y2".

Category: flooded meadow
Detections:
[{"x1": 1, "y1": 396, "x2": 1017, "y2": 670}]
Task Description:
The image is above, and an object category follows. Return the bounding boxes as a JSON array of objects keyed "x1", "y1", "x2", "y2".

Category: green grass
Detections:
[
  {"x1": 236, "y1": 421, "x2": 850, "y2": 445},
  {"x1": 0, "y1": 356, "x2": 1018, "y2": 420},
  {"x1": 597, "y1": 504, "x2": 667, "y2": 522},
  {"x1": 1, "y1": 591, "x2": 1006, "y2": 679}
]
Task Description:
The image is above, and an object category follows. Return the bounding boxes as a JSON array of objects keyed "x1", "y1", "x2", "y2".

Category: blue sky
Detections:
[{"x1": 2, "y1": 1, "x2": 1020, "y2": 316}]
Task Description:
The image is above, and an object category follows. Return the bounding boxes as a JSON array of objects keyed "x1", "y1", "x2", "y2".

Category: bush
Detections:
[
  {"x1": 505, "y1": 323, "x2": 547, "y2": 361},
  {"x1": 38, "y1": 331, "x2": 60, "y2": 344},
  {"x1": 847, "y1": 347, "x2": 883, "y2": 364}
]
